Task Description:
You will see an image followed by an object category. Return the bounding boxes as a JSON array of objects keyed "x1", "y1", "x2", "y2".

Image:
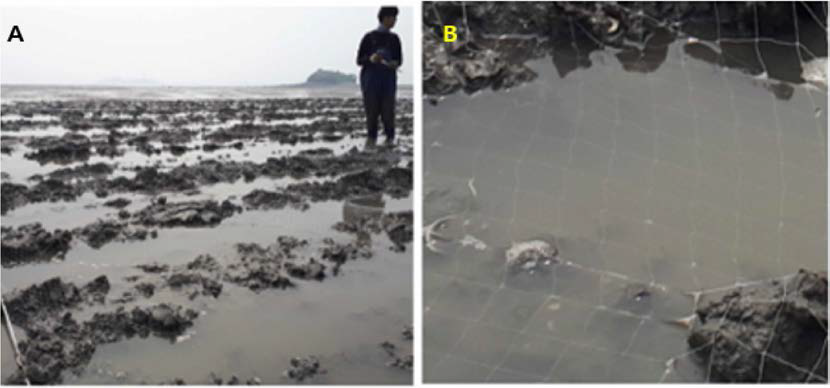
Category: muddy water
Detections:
[
  {"x1": 1, "y1": 93, "x2": 413, "y2": 384},
  {"x1": 423, "y1": 37, "x2": 827, "y2": 382}
]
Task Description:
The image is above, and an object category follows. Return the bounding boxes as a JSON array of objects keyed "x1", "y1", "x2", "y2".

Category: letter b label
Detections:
[{"x1": 443, "y1": 25, "x2": 457, "y2": 42}]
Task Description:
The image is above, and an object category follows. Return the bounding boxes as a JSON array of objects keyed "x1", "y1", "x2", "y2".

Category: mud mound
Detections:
[
  {"x1": 134, "y1": 199, "x2": 241, "y2": 227},
  {"x1": 689, "y1": 270, "x2": 827, "y2": 382},
  {"x1": 242, "y1": 189, "x2": 308, "y2": 211},
  {"x1": 24, "y1": 133, "x2": 91, "y2": 165},
  {"x1": 1, "y1": 223, "x2": 73, "y2": 268},
  {"x1": 10, "y1": 303, "x2": 198, "y2": 384},
  {"x1": 4, "y1": 276, "x2": 110, "y2": 327}
]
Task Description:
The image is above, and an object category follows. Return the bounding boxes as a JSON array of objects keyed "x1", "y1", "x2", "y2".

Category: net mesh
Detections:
[{"x1": 423, "y1": 2, "x2": 828, "y2": 383}]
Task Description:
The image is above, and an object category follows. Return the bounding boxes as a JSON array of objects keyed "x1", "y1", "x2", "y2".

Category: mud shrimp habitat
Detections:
[{"x1": 1, "y1": 92, "x2": 414, "y2": 384}]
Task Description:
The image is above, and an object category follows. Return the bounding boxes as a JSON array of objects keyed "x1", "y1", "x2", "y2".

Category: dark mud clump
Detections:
[
  {"x1": 209, "y1": 373, "x2": 263, "y2": 385},
  {"x1": 103, "y1": 197, "x2": 131, "y2": 209},
  {"x1": 380, "y1": 327, "x2": 414, "y2": 371},
  {"x1": 320, "y1": 238, "x2": 373, "y2": 276},
  {"x1": 12, "y1": 304, "x2": 198, "y2": 384},
  {"x1": 284, "y1": 258, "x2": 326, "y2": 281},
  {"x1": 1, "y1": 223, "x2": 73, "y2": 268},
  {"x1": 4, "y1": 276, "x2": 110, "y2": 326},
  {"x1": 242, "y1": 189, "x2": 309, "y2": 211},
  {"x1": 86, "y1": 304, "x2": 199, "y2": 342},
  {"x1": 134, "y1": 199, "x2": 241, "y2": 228},
  {"x1": 24, "y1": 133, "x2": 92, "y2": 165},
  {"x1": 223, "y1": 241, "x2": 297, "y2": 292},
  {"x1": 136, "y1": 262, "x2": 170, "y2": 273},
  {"x1": 283, "y1": 356, "x2": 326, "y2": 382},
  {"x1": 380, "y1": 341, "x2": 414, "y2": 371},
  {"x1": 285, "y1": 166, "x2": 413, "y2": 203},
  {"x1": 45, "y1": 162, "x2": 115, "y2": 181},
  {"x1": 4, "y1": 275, "x2": 198, "y2": 385},
  {"x1": 688, "y1": 269, "x2": 827, "y2": 382},
  {"x1": 1, "y1": 179, "x2": 82, "y2": 215},
  {"x1": 165, "y1": 272, "x2": 224, "y2": 299},
  {"x1": 74, "y1": 220, "x2": 124, "y2": 249}
]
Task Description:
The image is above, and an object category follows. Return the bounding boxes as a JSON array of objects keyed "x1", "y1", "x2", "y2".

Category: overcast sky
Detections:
[{"x1": 0, "y1": 5, "x2": 412, "y2": 86}]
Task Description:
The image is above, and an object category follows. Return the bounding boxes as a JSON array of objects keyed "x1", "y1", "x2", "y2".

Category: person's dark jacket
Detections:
[{"x1": 356, "y1": 29, "x2": 402, "y2": 83}]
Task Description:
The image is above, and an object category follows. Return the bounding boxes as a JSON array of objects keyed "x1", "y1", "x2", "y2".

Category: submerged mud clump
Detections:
[
  {"x1": 283, "y1": 356, "x2": 326, "y2": 382},
  {"x1": 505, "y1": 240, "x2": 558, "y2": 275},
  {"x1": 1, "y1": 223, "x2": 73, "y2": 268},
  {"x1": 688, "y1": 270, "x2": 827, "y2": 382},
  {"x1": 380, "y1": 326, "x2": 414, "y2": 371}
]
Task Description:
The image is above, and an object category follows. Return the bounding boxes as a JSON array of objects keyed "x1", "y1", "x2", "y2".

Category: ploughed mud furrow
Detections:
[{"x1": 1, "y1": 97, "x2": 414, "y2": 384}]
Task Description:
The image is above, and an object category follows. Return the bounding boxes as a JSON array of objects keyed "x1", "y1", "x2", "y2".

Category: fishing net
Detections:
[{"x1": 423, "y1": 2, "x2": 828, "y2": 383}]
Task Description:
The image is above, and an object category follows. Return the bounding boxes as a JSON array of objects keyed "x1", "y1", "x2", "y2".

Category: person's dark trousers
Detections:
[{"x1": 361, "y1": 70, "x2": 396, "y2": 143}]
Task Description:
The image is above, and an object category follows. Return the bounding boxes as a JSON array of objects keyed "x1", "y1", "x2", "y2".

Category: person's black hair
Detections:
[{"x1": 378, "y1": 6, "x2": 399, "y2": 22}]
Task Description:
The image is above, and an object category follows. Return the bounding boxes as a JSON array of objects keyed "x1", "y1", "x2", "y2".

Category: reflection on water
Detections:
[{"x1": 423, "y1": 15, "x2": 827, "y2": 383}]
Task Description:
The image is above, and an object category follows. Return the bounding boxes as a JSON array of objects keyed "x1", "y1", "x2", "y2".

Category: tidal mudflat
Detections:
[{"x1": 1, "y1": 86, "x2": 413, "y2": 384}]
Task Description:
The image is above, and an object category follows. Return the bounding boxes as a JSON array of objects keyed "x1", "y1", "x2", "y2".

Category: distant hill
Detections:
[
  {"x1": 94, "y1": 77, "x2": 162, "y2": 86},
  {"x1": 305, "y1": 69, "x2": 356, "y2": 85}
]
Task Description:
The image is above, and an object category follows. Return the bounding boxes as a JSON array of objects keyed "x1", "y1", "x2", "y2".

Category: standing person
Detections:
[{"x1": 356, "y1": 6, "x2": 402, "y2": 147}]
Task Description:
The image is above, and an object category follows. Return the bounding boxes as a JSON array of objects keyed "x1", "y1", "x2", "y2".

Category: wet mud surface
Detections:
[
  {"x1": 423, "y1": 2, "x2": 826, "y2": 384},
  {"x1": 689, "y1": 269, "x2": 827, "y2": 383},
  {"x1": 423, "y1": 2, "x2": 827, "y2": 99},
  {"x1": 2, "y1": 95, "x2": 413, "y2": 384}
]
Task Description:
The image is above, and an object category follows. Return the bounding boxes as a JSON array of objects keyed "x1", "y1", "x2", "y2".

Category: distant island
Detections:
[{"x1": 305, "y1": 69, "x2": 356, "y2": 85}]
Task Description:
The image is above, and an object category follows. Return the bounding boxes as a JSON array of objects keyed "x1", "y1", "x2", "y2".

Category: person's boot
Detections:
[
  {"x1": 383, "y1": 137, "x2": 395, "y2": 148},
  {"x1": 365, "y1": 136, "x2": 378, "y2": 149}
]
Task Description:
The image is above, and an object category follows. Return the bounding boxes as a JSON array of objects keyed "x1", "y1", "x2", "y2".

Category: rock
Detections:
[
  {"x1": 688, "y1": 270, "x2": 827, "y2": 382},
  {"x1": 1, "y1": 223, "x2": 73, "y2": 267}
]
